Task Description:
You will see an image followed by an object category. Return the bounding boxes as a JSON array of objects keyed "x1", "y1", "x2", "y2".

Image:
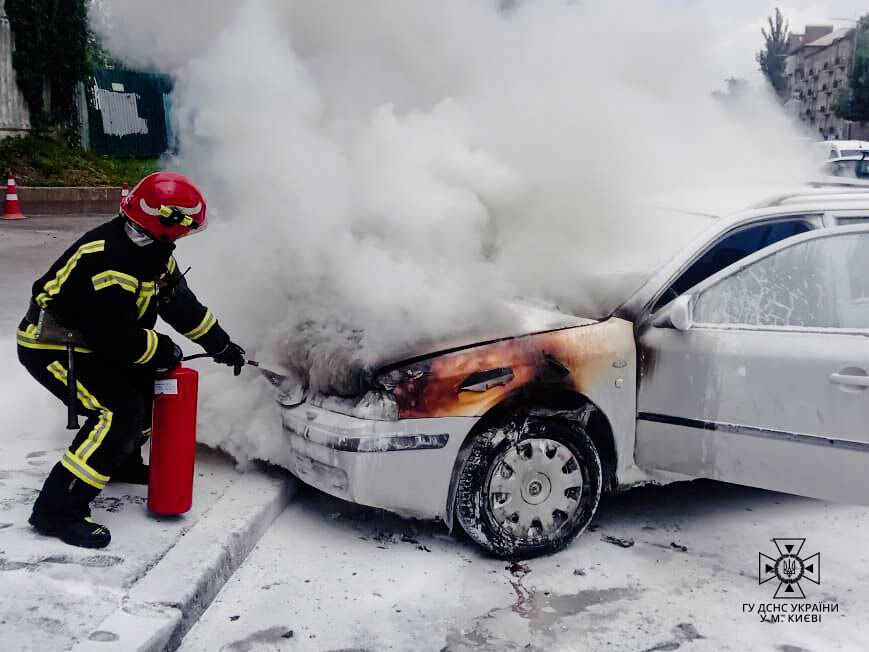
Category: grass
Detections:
[{"x1": 0, "y1": 133, "x2": 159, "y2": 186}]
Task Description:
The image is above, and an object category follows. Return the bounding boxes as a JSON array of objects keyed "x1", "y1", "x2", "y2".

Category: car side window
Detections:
[
  {"x1": 836, "y1": 216, "x2": 869, "y2": 226},
  {"x1": 653, "y1": 220, "x2": 813, "y2": 312},
  {"x1": 692, "y1": 234, "x2": 867, "y2": 329}
]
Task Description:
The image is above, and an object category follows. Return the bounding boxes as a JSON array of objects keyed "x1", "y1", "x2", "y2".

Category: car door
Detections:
[{"x1": 635, "y1": 226, "x2": 869, "y2": 505}]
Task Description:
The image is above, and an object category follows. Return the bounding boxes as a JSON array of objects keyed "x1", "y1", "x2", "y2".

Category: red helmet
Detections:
[{"x1": 121, "y1": 172, "x2": 207, "y2": 242}]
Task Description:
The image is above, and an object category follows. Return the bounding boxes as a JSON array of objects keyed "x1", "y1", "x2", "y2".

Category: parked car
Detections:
[
  {"x1": 818, "y1": 155, "x2": 869, "y2": 186},
  {"x1": 815, "y1": 139, "x2": 869, "y2": 160},
  {"x1": 280, "y1": 187, "x2": 869, "y2": 558}
]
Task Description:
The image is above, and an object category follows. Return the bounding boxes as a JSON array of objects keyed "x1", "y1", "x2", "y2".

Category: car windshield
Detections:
[
  {"x1": 841, "y1": 149, "x2": 866, "y2": 158},
  {"x1": 574, "y1": 206, "x2": 715, "y2": 318}
]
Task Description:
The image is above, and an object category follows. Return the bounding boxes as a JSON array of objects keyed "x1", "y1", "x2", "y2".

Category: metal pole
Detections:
[
  {"x1": 66, "y1": 344, "x2": 79, "y2": 430},
  {"x1": 850, "y1": 25, "x2": 858, "y2": 138}
]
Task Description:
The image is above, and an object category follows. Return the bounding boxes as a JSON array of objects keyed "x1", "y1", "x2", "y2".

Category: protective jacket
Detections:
[{"x1": 17, "y1": 215, "x2": 230, "y2": 366}]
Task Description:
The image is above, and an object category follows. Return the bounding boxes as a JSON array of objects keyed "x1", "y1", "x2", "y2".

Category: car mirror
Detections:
[{"x1": 668, "y1": 294, "x2": 693, "y2": 332}]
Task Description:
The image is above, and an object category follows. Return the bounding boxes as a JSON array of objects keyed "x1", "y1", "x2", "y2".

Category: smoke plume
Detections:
[{"x1": 90, "y1": 0, "x2": 814, "y2": 464}]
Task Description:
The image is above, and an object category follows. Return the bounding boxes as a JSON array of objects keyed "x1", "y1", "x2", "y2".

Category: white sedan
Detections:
[{"x1": 280, "y1": 187, "x2": 869, "y2": 557}]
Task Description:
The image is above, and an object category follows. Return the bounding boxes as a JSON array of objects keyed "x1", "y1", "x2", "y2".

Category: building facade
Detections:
[
  {"x1": 785, "y1": 25, "x2": 868, "y2": 141},
  {"x1": 0, "y1": 0, "x2": 30, "y2": 138}
]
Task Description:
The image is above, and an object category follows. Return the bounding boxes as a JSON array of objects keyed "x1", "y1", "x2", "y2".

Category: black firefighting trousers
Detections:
[{"x1": 18, "y1": 345, "x2": 153, "y2": 492}]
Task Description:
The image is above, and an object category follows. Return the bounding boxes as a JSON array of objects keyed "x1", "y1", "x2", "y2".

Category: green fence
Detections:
[{"x1": 81, "y1": 69, "x2": 173, "y2": 159}]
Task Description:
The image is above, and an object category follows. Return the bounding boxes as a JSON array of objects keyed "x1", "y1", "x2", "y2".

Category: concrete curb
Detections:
[
  {"x1": 18, "y1": 186, "x2": 123, "y2": 215},
  {"x1": 70, "y1": 468, "x2": 297, "y2": 652}
]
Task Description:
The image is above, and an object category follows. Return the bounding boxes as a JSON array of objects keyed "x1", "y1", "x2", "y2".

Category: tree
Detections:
[
  {"x1": 834, "y1": 15, "x2": 869, "y2": 122},
  {"x1": 5, "y1": 0, "x2": 89, "y2": 130},
  {"x1": 756, "y1": 8, "x2": 791, "y2": 100}
]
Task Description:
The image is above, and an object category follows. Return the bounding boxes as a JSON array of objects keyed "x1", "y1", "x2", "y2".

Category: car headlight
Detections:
[
  {"x1": 374, "y1": 362, "x2": 429, "y2": 390},
  {"x1": 355, "y1": 390, "x2": 399, "y2": 420},
  {"x1": 309, "y1": 390, "x2": 399, "y2": 421},
  {"x1": 276, "y1": 382, "x2": 308, "y2": 408}
]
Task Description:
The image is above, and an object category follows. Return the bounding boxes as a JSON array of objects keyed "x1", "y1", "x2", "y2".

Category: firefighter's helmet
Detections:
[{"x1": 121, "y1": 172, "x2": 207, "y2": 242}]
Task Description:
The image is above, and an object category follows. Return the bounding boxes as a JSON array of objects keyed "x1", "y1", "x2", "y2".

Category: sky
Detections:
[{"x1": 698, "y1": 0, "x2": 866, "y2": 82}]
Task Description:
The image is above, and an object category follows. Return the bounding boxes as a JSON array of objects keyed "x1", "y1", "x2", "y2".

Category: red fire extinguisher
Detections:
[{"x1": 148, "y1": 365, "x2": 199, "y2": 515}]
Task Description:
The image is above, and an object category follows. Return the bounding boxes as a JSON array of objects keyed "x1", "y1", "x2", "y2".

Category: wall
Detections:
[
  {"x1": 0, "y1": 0, "x2": 30, "y2": 138},
  {"x1": 83, "y1": 68, "x2": 173, "y2": 158},
  {"x1": 803, "y1": 35, "x2": 853, "y2": 139}
]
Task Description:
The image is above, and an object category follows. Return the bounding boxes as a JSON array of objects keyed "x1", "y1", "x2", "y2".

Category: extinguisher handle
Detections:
[{"x1": 179, "y1": 353, "x2": 288, "y2": 388}]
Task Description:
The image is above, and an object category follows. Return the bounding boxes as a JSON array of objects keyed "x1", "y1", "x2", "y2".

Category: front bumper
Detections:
[{"x1": 281, "y1": 401, "x2": 477, "y2": 520}]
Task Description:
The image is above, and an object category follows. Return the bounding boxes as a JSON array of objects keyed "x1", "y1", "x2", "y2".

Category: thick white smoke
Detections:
[{"x1": 91, "y1": 0, "x2": 815, "y2": 465}]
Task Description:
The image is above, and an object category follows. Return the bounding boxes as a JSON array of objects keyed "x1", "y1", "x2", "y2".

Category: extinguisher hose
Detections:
[
  {"x1": 182, "y1": 353, "x2": 260, "y2": 366},
  {"x1": 180, "y1": 354, "x2": 289, "y2": 387}
]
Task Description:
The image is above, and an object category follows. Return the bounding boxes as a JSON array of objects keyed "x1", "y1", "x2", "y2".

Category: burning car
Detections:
[{"x1": 280, "y1": 187, "x2": 869, "y2": 557}]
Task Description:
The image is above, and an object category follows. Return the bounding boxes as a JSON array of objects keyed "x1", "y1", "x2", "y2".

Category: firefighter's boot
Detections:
[{"x1": 29, "y1": 463, "x2": 111, "y2": 549}]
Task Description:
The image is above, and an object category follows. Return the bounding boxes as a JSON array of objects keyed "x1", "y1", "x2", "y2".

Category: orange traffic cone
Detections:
[
  {"x1": 120, "y1": 182, "x2": 129, "y2": 208},
  {"x1": 2, "y1": 172, "x2": 26, "y2": 220}
]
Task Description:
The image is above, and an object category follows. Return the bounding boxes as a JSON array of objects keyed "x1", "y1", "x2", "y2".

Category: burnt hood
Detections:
[
  {"x1": 370, "y1": 300, "x2": 596, "y2": 371},
  {"x1": 282, "y1": 299, "x2": 597, "y2": 399}
]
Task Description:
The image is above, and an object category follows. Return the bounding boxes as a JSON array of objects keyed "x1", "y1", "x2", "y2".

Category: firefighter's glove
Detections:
[
  {"x1": 213, "y1": 341, "x2": 246, "y2": 376},
  {"x1": 155, "y1": 343, "x2": 183, "y2": 372}
]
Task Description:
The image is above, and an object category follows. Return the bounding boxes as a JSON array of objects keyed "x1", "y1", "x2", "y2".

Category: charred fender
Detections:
[{"x1": 382, "y1": 319, "x2": 630, "y2": 420}]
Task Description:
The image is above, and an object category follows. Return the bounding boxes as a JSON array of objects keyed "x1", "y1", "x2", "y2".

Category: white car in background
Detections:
[
  {"x1": 818, "y1": 155, "x2": 869, "y2": 187},
  {"x1": 280, "y1": 186, "x2": 869, "y2": 558},
  {"x1": 815, "y1": 139, "x2": 869, "y2": 160}
]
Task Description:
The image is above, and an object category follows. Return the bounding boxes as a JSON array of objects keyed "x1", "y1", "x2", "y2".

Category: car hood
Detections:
[
  {"x1": 291, "y1": 300, "x2": 599, "y2": 398},
  {"x1": 372, "y1": 300, "x2": 597, "y2": 370}
]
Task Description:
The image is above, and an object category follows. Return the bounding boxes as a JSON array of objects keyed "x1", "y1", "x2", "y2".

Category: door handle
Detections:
[{"x1": 829, "y1": 372, "x2": 869, "y2": 387}]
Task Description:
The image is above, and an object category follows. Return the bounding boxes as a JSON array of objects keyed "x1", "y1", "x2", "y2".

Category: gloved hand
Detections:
[
  {"x1": 155, "y1": 343, "x2": 183, "y2": 372},
  {"x1": 213, "y1": 341, "x2": 246, "y2": 376}
]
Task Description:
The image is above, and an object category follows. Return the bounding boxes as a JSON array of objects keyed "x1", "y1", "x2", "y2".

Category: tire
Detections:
[{"x1": 455, "y1": 413, "x2": 602, "y2": 558}]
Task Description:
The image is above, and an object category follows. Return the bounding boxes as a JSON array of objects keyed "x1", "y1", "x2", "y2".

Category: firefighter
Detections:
[{"x1": 17, "y1": 172, "x2": 246, "y2": 549}]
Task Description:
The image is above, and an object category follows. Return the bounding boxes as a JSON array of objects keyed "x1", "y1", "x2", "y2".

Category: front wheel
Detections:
[{"x1": 455, "y1": 414, "x2": 602, "y2": 558}]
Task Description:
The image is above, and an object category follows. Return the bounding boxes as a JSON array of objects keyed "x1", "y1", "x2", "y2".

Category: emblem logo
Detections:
[{"x1": 758, "y1": 538, "x2": 820, "y2": 599}]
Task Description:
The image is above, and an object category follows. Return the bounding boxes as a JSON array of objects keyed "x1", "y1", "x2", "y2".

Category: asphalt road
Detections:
[
  {"x1": 181, "y1": 480, "x2": 868, "y2": 652},
  {"x1": 0, "y1": 215, "x2": 107, "y2": 332}
]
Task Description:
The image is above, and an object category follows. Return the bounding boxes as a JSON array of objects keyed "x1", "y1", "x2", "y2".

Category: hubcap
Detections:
[
  {"x1": 488, "y1": 438, "x2": 583, "y2": 538},
  {"x1": 521, "y1": 473, "x2": 550, "y2": 504}
]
